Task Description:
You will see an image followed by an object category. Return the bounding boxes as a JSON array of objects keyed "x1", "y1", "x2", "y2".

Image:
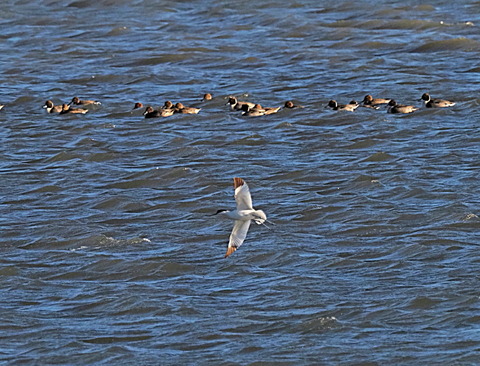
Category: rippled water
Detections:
[{"x1": 1, "y1": 0, "x2": 480, "y2": 364}]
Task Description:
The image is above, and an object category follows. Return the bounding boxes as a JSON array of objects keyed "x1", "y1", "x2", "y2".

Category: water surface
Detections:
[{"x1": 1, "y1": 0, "x2": 480, "y2": 364}]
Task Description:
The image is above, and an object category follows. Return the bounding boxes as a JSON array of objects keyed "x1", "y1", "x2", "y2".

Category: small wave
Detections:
[
  {"x1": 274, "y1": 122, "x2": 294, "y2": 129},
  {"x1": 126, "y1": 54, "x2": 193, "y2": 66},
  {"x1": 105, "y1": 26, "x2": 129, "y2": 37},
  {"x1": 45, "y1": 151, "x2": 80, "y2": 163},
  {"x1": 67, "y1": 0, "x2": 94, "y2": 8},
  {"x1": 463, "y1": 67, "x2": 480, "y2": 73},
  {"x1": 358, "y1": 41, "x2": 394, "y2": 50},
  {"x1": 27, "y1": 185, "x2": 62, "y2": 194},
  {"x1": 410, "y1": 37, "x2": 480, "y2": 53},
  {"x1": 299, "y1": 316, "x2": 339, "y2": 334},
  {"x1": 362, "y1": 152, "x2": 394, "y2": 162},
  {"x1": 81, "y1": 335, "x2": 153, "y2": 344},
  {"x1": 408, "y1": 296, "x2": 440, "y2": 309},
  {"x1": 70, "y1": 235, "x2": 151, "y2": 251},
  {"x1": 0, "y1": 266, "x2": 20, "y2": 276},
  {"x1": 372, "y1": 19, "x2": 442, "y2": 30},
  {"x1": 85, "y1": 152, "x2": 117, "y2": 162},
  {"x1": 463, "y1": 213, "x2": 479, "y2": 221},
  {"x1": 231, "y1": 134, "x2": 267, "y2": 146},
  {"x1": 346, "y1": 139, "x2": 379, "y2": 149}
]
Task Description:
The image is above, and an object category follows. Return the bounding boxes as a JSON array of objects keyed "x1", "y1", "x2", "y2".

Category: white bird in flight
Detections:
[{"x1": 214, "y1": 177, "x2": 267, "y2": 258}]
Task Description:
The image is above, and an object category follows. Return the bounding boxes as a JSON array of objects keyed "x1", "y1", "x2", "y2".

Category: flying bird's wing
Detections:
[
  {"x1": 233, "y1": 177, "x2": 253, "y2": 211},
  {"x1": 225, "y1": 219, "x2": 251, "y2": 258}
]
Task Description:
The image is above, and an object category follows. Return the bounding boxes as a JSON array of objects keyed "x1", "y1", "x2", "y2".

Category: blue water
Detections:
[{"x1": 1, "y1": 0, "x2": 480, "y2": 364}]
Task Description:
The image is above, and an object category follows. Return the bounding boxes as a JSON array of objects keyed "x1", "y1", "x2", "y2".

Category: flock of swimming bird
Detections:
[
  {"x1": 326, "y1": 93, "x2": 456, "y2": 113},
  {"x1": 30, "y1": 91, "x2": 456, "y2": 121},
  {"x1": 28, "y1": 91, "x2": 456, "y2": 257}
]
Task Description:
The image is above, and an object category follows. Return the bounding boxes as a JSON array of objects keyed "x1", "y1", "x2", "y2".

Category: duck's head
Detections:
[{"x1": 143, "y1": 106, "x2": 155, "y2": 115}]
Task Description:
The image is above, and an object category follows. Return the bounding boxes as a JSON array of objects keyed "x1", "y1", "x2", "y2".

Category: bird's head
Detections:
[
  {"x1": 253, "y1": 210, "x2": 267, "y2": 224},
  {"x1": 211, "y1": 209, "x2": 229, "y2": 216}
]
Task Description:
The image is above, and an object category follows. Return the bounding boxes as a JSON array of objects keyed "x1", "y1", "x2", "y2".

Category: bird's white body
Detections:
[
  {"x1": 216, "y1": 177, "x2": 267, "y2": 258},
  {"x1": 224, "y1": 209, "x2": 266, "y2": 222}
]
